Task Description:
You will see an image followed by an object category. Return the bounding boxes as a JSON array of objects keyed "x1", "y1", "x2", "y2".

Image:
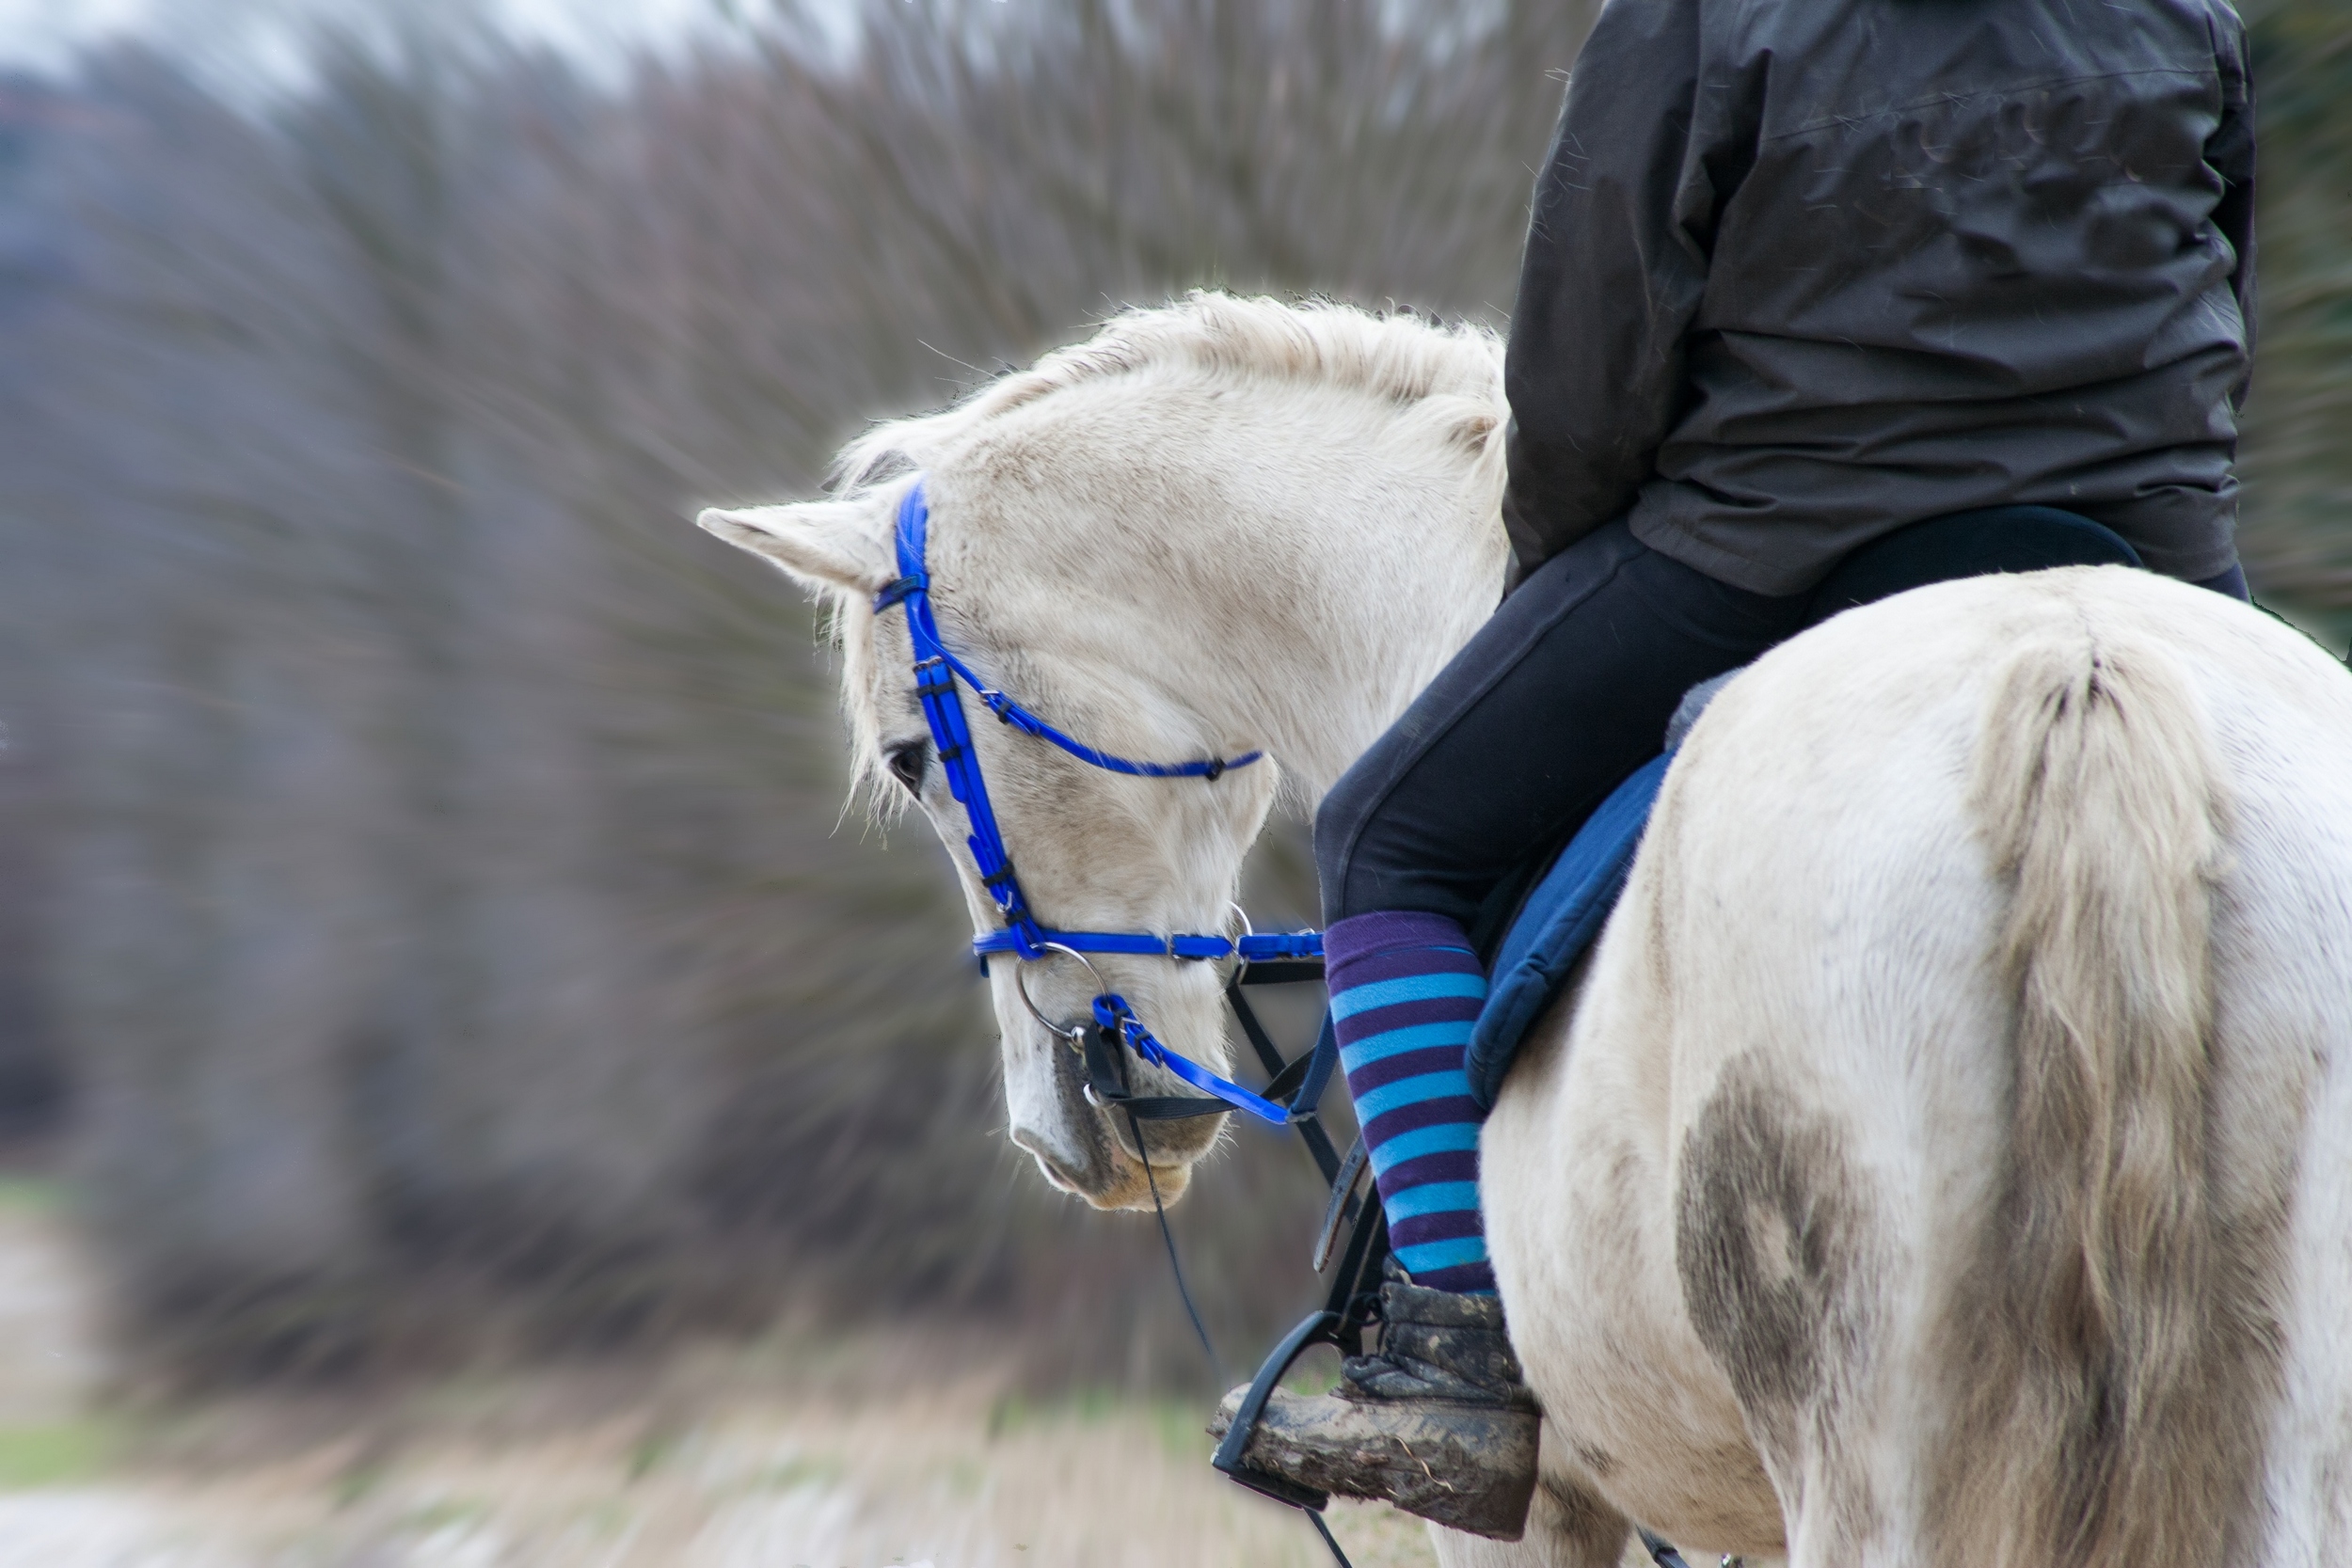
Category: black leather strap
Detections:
[
  {"x1": 1226, "y1": 978, "x2": 1343, "y2": 1182},
  {"x1": 1237, "y1": 958, "x2": 1326, "y2": 986},
  {"x1": 1080, "y1": 1023, "x2": 1227, "y2": 1119},
  {"x1": 1312, "y1": 1135, "x2": 1370, "y2": 1274}
]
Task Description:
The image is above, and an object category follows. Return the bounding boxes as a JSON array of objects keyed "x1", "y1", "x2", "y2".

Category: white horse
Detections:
[{"x1": 701, "y1": 293, "x2": 2352, "y2": 1567}]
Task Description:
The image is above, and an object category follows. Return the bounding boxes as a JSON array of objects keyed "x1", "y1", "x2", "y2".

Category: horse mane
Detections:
[{"x1": 831, "y1": 291, "x2": 1504, "y2": 492}]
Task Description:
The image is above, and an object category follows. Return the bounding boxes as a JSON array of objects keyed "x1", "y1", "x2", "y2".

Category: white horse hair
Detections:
[{"x1": 700, "y1": 293, "x2": 2352, "y2": 1566}]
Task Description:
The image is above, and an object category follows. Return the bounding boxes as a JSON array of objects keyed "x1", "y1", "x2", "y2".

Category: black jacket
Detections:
[{"x1": 1502, "y1": 0, "x2": 2255, "y2": 594}]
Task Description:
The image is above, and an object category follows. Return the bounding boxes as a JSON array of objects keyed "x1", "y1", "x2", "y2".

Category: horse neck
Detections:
[{"x1": 1103, "y1": 462, "x2": 1509, "y2": 805}]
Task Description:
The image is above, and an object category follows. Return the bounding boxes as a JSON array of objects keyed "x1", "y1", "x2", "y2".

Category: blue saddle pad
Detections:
[{"x1": 1465, "y1": 750, "x2": 1671, "y2": 1109}]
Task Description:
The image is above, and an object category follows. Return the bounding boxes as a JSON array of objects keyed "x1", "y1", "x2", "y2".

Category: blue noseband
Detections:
[{"x1": 872, "y1": 478, "x2": 1323, "y2": 1124}]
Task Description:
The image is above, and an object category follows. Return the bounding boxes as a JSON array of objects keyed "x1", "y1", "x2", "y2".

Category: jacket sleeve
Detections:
[
  {"x1": 1500, "y1": 0, "x2": 1727, "y2": 583},
  {"x1": 2206, "y1": 11, "x2": 2257, "y2": 409}
]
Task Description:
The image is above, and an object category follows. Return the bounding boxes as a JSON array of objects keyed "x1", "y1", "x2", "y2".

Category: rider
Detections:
[{"x1": 1222, "y1": 0, "x2": 2257, "y2": 1538}]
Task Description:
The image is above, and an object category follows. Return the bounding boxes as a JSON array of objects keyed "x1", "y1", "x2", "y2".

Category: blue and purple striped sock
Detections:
[{"x1": 1326, "y1": 910, "x2": 1495, "y2": 1295}]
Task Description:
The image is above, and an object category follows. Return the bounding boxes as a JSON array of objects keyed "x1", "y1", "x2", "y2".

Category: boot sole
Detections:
[{"x1": 1210, "y1": 1389, "x2": 1536, "y2": 1541}]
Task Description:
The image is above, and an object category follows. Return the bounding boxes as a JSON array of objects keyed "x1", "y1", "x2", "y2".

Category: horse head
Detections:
[
  {"x1": 700, "y1": 475, "x2": 1278, "y2": 1208},
  {"x1": 699, "y1": 293, "x2": 1512, "y2": 1211}
]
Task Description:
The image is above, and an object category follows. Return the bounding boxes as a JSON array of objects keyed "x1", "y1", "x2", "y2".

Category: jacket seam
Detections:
[{"x1": 1760, "y1": 66, "x2": 2219, "y2": 148}]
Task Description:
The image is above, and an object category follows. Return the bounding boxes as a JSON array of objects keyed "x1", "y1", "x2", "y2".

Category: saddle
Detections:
[{"x1": 1460, "y1": 505, "x2": 2141, "y2": 1106}]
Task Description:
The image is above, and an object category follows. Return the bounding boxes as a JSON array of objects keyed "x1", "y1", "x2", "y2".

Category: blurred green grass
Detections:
[
  {"x1": 0, "y1": 1420, "x2": 112, "y2": 1490},
  {"x1": 0, "y1": 1179, "x2": 62, "y2": 1217}
]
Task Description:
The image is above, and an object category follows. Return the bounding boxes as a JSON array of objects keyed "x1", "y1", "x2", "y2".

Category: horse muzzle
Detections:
[{"x1": 1004, "y1": 1019, "x2": 1217, "y2": 1210}]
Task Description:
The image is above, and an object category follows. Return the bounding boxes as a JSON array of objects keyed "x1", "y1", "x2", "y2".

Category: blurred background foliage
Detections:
[
  {"x1": 2240, "y1": 0, "x2": 2352, "y2": 605},
  {"x1": 0, "y1": 0, "x2": 2343, "y2": 1394}
]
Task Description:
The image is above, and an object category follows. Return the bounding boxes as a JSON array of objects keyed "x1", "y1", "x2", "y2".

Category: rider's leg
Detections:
[
  {"x1": 1315, "y1": 517, "x2": 1812, "y2": 1287},
  {"x1": 1218, "y1": 519, "x2": 1810, "y2": 1539}
]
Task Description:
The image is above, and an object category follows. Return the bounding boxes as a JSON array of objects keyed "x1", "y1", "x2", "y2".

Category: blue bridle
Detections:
[
  {"x1": 874, "y1": 483, "x2": 1410, "y2": 1563},
  {"x1": 872, "y1": 478, "x2": 1324, "y2": 1126}
]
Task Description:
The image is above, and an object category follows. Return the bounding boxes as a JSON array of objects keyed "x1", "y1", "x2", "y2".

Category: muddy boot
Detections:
[{"x1": 1209, "y1": 1275, "x2": 1539, "y2": 1540}]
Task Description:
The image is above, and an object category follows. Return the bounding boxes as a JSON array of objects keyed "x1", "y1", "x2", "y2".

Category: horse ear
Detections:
[{"x1": 698, "y1": 500, "x2": 897, "y2": 596}]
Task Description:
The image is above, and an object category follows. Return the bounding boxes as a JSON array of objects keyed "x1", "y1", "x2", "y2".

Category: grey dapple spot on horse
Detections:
[
  {"x1": 1674, "y1": 1059, "x2": 1884, "y2": 1547},
  {"x1": 1675, "y1": 1068, "x2": 1869, "y2": 1446}
]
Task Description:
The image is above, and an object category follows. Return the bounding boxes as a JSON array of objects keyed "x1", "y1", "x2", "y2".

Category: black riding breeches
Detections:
[{"x1": 1314, "y1": 517, "x2": 1808, "y2": 926}]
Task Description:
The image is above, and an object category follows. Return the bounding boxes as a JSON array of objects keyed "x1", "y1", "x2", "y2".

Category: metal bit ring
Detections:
[{"x1": 1012, "y1": 941, "x2": 1107, "y2": 1050}]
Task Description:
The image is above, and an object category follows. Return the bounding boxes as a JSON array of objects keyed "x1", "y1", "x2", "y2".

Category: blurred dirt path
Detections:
[
  {"x1": 0, "y1": 1189, "x2": 230, "y2": 1566},
  {"x1": 0, "y1": 1194, "x2": 1440, "y2": 1567}
]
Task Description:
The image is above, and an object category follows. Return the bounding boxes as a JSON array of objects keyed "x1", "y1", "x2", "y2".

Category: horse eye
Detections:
[{"x1": 886, "y1": 741, "x2": 928, "y2": 794}]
